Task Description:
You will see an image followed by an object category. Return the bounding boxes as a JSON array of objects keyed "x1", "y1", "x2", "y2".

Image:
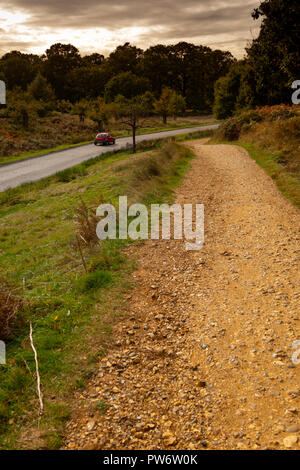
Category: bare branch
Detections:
[{"x1": 29, "y1": 322, "x2": 44, "y2": 416}]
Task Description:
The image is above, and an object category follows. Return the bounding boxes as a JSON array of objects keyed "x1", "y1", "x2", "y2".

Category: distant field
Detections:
[{"x1": 0, "y1": 113, "x2": 216, "y2": 165}]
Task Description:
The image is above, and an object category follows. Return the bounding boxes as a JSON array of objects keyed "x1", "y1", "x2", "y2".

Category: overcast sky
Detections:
[{"x1": 0, "y1": 0, "x2": 262, "y2": 58}]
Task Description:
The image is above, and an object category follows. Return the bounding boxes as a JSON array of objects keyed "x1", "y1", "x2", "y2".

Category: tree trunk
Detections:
[
  {"x1": 163, "y1": 113, "x2": 167, "y2": 124},
  {"x1": 132, "y1": 125, "x2": 136, "y2": 153},
  {"x1": 21, "y1": 109, "x2": 29, "y2": 129}
]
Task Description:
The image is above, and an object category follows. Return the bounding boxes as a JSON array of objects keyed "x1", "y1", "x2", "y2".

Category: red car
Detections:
[{"x1": 94, "y1": 133, "x2": 116, "y2": 146}]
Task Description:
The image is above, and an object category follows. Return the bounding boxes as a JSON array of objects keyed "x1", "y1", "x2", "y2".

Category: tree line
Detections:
[
  {"x1": 0, "y1": 41, "x2": 234, "y2": 113},
  {"x1": 1, "y1": 0, "x2": 298, "y2": 131}
]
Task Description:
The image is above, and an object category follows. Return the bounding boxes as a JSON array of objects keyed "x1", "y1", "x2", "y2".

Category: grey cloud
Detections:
[{"x1": 0, "y1": 0, "x2": 261, "y2": 56}]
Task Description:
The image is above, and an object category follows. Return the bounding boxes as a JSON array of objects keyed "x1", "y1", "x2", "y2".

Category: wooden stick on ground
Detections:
[{"x1": 29, "y1": 322, "x2": 44, "y2": 415}]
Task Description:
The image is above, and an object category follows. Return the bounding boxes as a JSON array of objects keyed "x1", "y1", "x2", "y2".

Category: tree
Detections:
[
  {"x1": 246, "y1": 0, "x2": 300, "y2": 105},
  {"x1": 213, "y1": 0, "x2": 300, "y2": 114},
  {"x1": 44, "y1": 43, "x2": 81, "y2": 100},
  {"x1": 89, "y1": 97, "x2": 112, "y2": 132},
  {"x1": 72, "y1": 100, "x2": 89, "y2": 123},
  {"x1": 139, "y1": 91, "x2": 155, "y2": 114},
  {"x1": 113, "y1": 95, "x2": 149, "y2": 153},
  {"x1": 67, "y1": 66, "x2": 110, "y2": 101},
  {"x1": 56, "y1": 99, "x2": 72, "y2": 113},
  {"x1": 170, "y1": 93, "x2": 186, "y2": 119},
  {"x1": 82, "y1": 53, "x2": 104, "y2": 67},
  {"x1": 106, "y1": 43, "x2": 143, "y2": 75},
  {"x1": 8, "y1": 98, "x2": 34, "y2": 129},
  {"x1": 104, "y1": 72, "x2": 150, "y2": 102},
  {"x1": 154, "y1": 88, "x2": 176, "y2": 124},
  {"x1": 213, "y1": 62, "x2": 246, "y2": 119},
  {"x1": 28, "y1": 73, "x2": 55, "y2": 102},
  {"x1": 0, "y1": 51, "x2": 41, "y2": 90},
  {"x1": 142, "y1": 45, "x2": 176, "y2": 96},
  {"x1": 142, "y1": 43, "x2": 234, "y2": 111}
]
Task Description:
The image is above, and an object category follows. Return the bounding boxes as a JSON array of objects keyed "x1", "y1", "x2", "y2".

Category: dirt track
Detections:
[{"x1": 65, "y1": 140, "x2": 299, "y2": 450}]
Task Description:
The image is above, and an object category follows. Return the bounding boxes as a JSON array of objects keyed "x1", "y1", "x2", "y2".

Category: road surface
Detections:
[{"x1": 0, "y1": 124, "x2": 218, "y2": 192}]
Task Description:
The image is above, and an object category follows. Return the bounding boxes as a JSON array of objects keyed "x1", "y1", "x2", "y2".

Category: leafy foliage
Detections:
[
  {"x1": 0, "y1": 41, "x2": 234, "y2": 111},
  {"x1": 213, "y1": 0, "x2": 300, "y2": 116},
  {"x1": 154, "y1": 88, "x2": 185, "y2": 124}
]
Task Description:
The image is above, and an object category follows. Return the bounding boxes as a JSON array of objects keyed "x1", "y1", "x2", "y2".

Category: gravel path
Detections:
[
  {"x1": 64, "y1": 141, "x2": 299, "y2": 450},
  {"x1": 0, "y1": 125, "x2": 218, "y2": 192}
]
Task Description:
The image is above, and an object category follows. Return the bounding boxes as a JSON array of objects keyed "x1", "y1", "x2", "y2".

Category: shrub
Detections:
[
  {"x1": 133, "y1": 156, "x2": 162, "y2": 180},
  {"x1": 218, "y1": 119, "x2": 242, "y2": 141},
  {"x1": 215, "y1": 106, "x2": 299, "y2": 141}
]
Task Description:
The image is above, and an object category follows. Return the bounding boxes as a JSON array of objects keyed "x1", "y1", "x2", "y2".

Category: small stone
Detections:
[
  {"x1": 283, "y1": 435, "x2": 298, "y2": 448},
  {"x1": 286, "y1": 425, "x2": 300, "y2": 433},
  {"x1": 87, "y1": 420, "x2": 96, "y2": 431},
  {"x1": 162, "y1": 431, "x2": 177, "y2": 446}
]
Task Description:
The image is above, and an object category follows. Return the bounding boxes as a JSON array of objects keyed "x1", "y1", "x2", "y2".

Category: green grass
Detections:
[
  {"x1": 94, "y1": 400, "x2": 109, "y2": 415},
  {"x1": 0, "y1": 139, "x2": 195, "y2": 449},
  {"x1": 77, "y1": 270, "x2": 113, "y2": 292},
  {"x1": 239, "y1": 142, "x2": 300, "y2": 208}
]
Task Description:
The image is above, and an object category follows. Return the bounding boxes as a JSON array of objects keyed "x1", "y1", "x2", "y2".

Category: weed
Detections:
[
  {"x1": 74, "y1": 198, "x2": 100, "y2": 248},
  {"x1": 47, "y1": 403, "x2": 71, "y2": 424},
  {"x1": 94, "y1": 400, "x2": 109, "y2": 415},
  {"x1": 44, "y1": 431, "x2": 63, "y2": 450},
  {"x1": 73, "y1": 377, "x2": 85, "y2": 390}
]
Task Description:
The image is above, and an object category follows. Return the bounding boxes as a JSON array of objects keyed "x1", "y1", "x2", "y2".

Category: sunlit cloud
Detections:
[
  {"x1": 0, "y1": 7, "x2": 30, "y2": 26},
  {"x1": 0, "y1": 1, "x2": 261, "y2": 58}
]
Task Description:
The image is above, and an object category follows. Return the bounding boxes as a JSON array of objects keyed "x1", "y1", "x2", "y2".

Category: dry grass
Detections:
[
  {"x1": 0, "y1": 282, "x2": 23, "y2": 340},
  {"x1": 74, "y1": 198, "x2": 100, "y2": 248},
  {"x1": 214, "y1": 105, "x2": 300, "y2": 208},
  {"x1": 216, "y1": 105, "x2": 300, "y2": 177}
]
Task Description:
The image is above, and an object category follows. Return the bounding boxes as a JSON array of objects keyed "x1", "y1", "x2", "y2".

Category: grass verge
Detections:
[
  {"x1": 0, "y1": 139, "x2": 195, "y2": 449},
  {"x1": 209, "y1": 139, "x2": 300, "y2": 209},
  {"x1": 213, "y1": 106, "x2": 299, "y2": 209},
  {"x1": 236, "y1": 142, "x2": 300, "y2": 208}
]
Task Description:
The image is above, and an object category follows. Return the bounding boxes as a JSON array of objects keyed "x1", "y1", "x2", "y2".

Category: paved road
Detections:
[{"x1": 0, "y1": 125, "x2": 218, "y2": 192}]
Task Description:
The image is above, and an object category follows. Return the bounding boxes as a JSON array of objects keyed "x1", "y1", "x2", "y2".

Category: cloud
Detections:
[{"x1": 0, "y1": 0, "x2": 261, "y2": 58}]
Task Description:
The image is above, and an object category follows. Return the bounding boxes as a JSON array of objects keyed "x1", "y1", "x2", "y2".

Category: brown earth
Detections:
[{"x1": 64, "y1": 140, "x2": 300, "y2": 450}]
